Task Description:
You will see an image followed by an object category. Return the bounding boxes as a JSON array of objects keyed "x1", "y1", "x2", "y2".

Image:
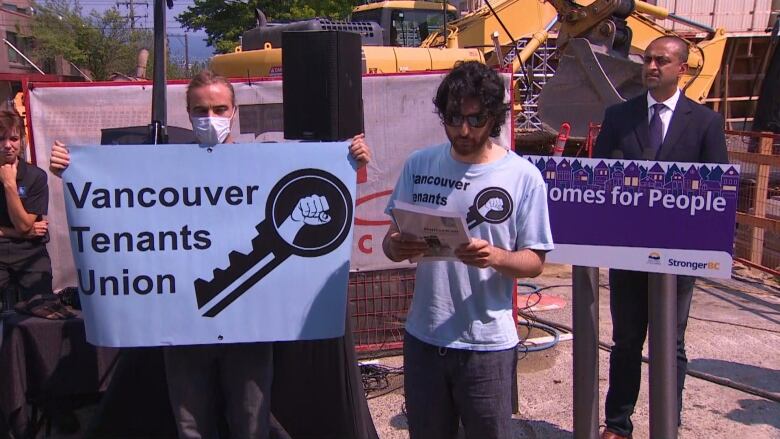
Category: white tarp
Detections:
[{"x1": 29, "y1": 73, "x2": 512, "y2": 291}]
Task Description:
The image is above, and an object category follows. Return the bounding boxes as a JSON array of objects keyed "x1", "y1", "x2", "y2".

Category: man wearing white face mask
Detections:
[
  {"x1": 187, "y1": 71, "x2": 237, "y2": 146},
  {"x1": 50, "y1": 70, "x2": 371, "y2": 439},
  {"x1": 190, "y1": 109, "x2": 233, "y2": 145}
]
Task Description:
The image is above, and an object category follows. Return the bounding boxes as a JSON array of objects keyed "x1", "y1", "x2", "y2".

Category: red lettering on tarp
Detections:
[
  {"x1": 358, "y1": 235, "x2": 372, "y2": 253},
  {"x1": 355, "y1": 190, "x2": 393, "y2": 226}
]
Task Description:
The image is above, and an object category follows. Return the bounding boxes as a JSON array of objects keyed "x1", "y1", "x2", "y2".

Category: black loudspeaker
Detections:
[
  {"x1": 282, "y1": 30, "x2": 363, "y2": 141},
  {"x1": 100, "y1": 126, "x2": 196, "y2": 145}
]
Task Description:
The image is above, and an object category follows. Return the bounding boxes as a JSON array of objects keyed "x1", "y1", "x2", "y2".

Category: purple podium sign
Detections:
[{"x1": 525, "y1": 156, "x2": 740, "y2": 279}]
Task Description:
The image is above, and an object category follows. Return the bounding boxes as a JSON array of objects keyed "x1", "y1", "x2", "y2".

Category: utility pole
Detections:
[
  {"x1": 184, "y1": 31, "x2": 190, "y2": 75},
  {"x1": 116, "y1": 0, "x2": 149, "y2": 29},
  {"x1": 168, "y1": 33, "x2": 191, "y2": 76}
]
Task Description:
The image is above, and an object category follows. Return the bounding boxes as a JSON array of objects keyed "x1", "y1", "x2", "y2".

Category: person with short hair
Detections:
[
  {"x1": 383, "y1": 61, "x2": 553, "y2": 439},
  {"x1": 593, "y1": 36, "x2": 729, "y2": 439},
  {"x1": 0, "y1": 110, "x2": 52, "y2": 303}
]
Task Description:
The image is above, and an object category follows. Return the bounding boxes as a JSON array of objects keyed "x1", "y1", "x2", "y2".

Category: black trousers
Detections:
[
  {"x1": 403, "y1": 332, "x2": 517, "y2": 439},
  {"x1": 604, "y1": 269, "x2": 695, "y2": 436},
  {"x1": 0, "y1": 240, "x2": 52, "y2": 301}
]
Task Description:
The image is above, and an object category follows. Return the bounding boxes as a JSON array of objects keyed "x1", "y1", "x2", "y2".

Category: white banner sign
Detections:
[
  {"x1": 29, "y1": 73, "x2": 512, "y2": 290},
  {"x1": 63, "y1": 142, "x2": 356, "y2": 347}
]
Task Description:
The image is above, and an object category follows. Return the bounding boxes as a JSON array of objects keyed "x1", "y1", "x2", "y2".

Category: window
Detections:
[
  {"x1": 351, "y1": 10, "x2": 382, "y2": 25},
  {"x1": 5, "y1": 32, "x2": 31, "y2": 65},
  {"x1": 6, "y1": 31, "x2": 19, "y2": 64},
  {"x1": 390, "y1": 9, "x2": 457, "y2": 47},
  {"x1": 692, "y1": 180, "x2": 699, "y2": 190}
]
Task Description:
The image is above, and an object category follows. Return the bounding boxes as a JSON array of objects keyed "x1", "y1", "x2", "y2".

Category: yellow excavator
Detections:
[
  {"x1": 539, "y1": 0, "x2": 727, "y2": 137},
  {"x1": 212, "y1": 1, "x2": 480, "y2": 77},
  {"x1": 210, "y1": 0, "x2": 727, "y2": 139}
]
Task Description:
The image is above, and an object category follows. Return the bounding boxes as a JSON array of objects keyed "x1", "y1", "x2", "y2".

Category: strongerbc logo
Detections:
[
  {"x1": 668, "y1": 259, "x2": 720, "y2": 271},
  {"x1": 647, "y1": 252, "x2": 662, "y2": 265}
]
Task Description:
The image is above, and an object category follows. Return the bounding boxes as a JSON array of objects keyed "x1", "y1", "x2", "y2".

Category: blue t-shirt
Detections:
[{"x1": 386, "y1": 143, "x2": 554, "y2": 351}]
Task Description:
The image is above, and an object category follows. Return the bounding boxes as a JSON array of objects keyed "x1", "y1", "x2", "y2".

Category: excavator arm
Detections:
[
  {"x1": 539, "y1": 0, "x2": 727, "y2": 137},
  {"x1": 209, "y1": 0, "x2": 727, "y2": 139},
  {"x1": 417, "y1": 0, "x2": 726, "y2": 137}
]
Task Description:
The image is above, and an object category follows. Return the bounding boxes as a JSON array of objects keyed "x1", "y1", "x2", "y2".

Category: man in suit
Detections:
[{"x1": 593, "y1": 36, "x2": 729, "y2": 439}]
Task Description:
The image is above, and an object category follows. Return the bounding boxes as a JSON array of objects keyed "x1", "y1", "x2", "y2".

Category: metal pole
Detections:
[
  {"x1": 130, "y1": 0, "x2": 136, "y2": 29},
  {"x1": 68, "y1": 61, "x2": 93, "y2": 81},
  {"x1": 648, "y1": 273, "x2": 678, "y2": 439},
  {"x1": 442, "y1": 0, "x2": 447, "y2": 36},
  {"x1": 184, "y1": 32, "x2": 190, "y2": 75},
  {"x1": 666, "y1": 13, "x2": 717, "y2": 33},
  {"x1": 150, "y1": 0, "x2": 167, "y2": 144},
  {"x1": 572, "y1": 265, "x2": 599, "y2": 439},
  {"x1": 635, "y1": 1, "x2": 717, "y2": 33}
]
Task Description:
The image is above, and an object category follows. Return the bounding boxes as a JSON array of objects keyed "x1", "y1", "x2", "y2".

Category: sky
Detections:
[{"x1": 77, "y1": 0, "x2": 215, "y2": 62}]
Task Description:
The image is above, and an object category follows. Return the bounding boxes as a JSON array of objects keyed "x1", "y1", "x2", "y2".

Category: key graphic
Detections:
[
  {"x1": 465, "y1": 187, "x2": 513, "y2": 229},
  {"x1": 194, "y1": 168, "x2": 353, "y2": 317}
]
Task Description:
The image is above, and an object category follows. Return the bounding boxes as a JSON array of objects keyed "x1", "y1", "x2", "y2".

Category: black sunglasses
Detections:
[{"x1": 443, "y1": 112, "x2": 490, "y2": 128}]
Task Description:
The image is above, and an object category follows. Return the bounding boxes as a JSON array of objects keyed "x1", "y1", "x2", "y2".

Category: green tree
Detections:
[
  {"x1": 177, "y1": 0, "x2": 358, "y2": 54},
  {"x1": 30, "y1": 0, "x2": 152, "y2": 81}
]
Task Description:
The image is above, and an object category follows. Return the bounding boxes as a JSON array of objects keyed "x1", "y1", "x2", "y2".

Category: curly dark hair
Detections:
[{"x1": 433, "y1": 61, "x2": 508, "y2": 138}]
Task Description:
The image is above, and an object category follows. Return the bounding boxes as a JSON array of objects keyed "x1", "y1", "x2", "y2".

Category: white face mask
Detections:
[{"x1": 190, "y1": 111, "x2": 233, "y2": 146}]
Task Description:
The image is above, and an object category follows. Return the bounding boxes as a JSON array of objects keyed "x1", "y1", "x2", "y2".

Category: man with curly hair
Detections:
[{"x1": 382, "y1": 61, "x2": 554, "y2": 439}]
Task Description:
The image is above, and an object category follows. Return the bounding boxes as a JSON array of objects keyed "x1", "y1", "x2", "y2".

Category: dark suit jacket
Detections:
[{"x1": 593, "y1": 92, "x2": 729, "y2": 164}]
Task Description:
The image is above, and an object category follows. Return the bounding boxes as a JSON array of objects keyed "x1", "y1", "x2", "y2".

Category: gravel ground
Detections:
[{"x1": 364, "y1": 264, "x2": 780, "y2": 439}]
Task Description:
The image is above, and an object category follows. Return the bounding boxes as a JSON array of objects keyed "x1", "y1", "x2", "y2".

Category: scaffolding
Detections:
[{"x1": 509, "y1": 37, "x2": 557, "y2": 131}]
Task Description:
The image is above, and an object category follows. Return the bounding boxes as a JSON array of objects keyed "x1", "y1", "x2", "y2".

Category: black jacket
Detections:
[{"x1": 593, "y1": 92, "x2": 729, "y2": 164}]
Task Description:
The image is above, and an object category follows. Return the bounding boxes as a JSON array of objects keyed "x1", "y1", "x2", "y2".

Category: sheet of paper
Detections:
[{"x1": 391, "y1": 201, "x2": 470, "y2": 261}]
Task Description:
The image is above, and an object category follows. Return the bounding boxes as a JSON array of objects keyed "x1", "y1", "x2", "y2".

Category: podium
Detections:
[
  {"x1": 572, "y1": 268, "x2": 679, "y2": 439},
  {"x1": 524, "y1": 155, "x2": 740, "y2": 439}
]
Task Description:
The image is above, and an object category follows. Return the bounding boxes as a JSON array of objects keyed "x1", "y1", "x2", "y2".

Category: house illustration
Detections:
[
  {"x1": 556, "y1": 158, "x2": 572, "y2": 188},
  {"x1": 594, "y1": 161, "x2": 609, "y2": 185},
  {"x1": 684, "y1": 165, "x2": 702, "y2": 194},
  {"x1": 573, "y1": 168, "x2": 590, "y2": 188},
  {"x1": 720, "y1": 166, "x2": 739, "y2": 199},
  {"x1": 623, "y1": 162, "x2": 641, "y2": 191},
  {"x1": 527, "y1": 156, "x2": 738, "y2": 206},
  {"x1": 543, "y1": 157, "x2": 557, "y2": 183},
  {"x1": 648, "y1": 163, "x2": 665, "y2": 185}
]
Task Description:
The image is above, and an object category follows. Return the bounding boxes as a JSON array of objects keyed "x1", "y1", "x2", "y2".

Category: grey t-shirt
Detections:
[{"x1": 386, "y1": 143, "x2": 554, "y2": 351}]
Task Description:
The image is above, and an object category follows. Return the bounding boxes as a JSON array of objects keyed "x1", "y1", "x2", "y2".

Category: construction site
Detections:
[{"x1": 0, "y1": 0, "x2": 778, "y2": 438}]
